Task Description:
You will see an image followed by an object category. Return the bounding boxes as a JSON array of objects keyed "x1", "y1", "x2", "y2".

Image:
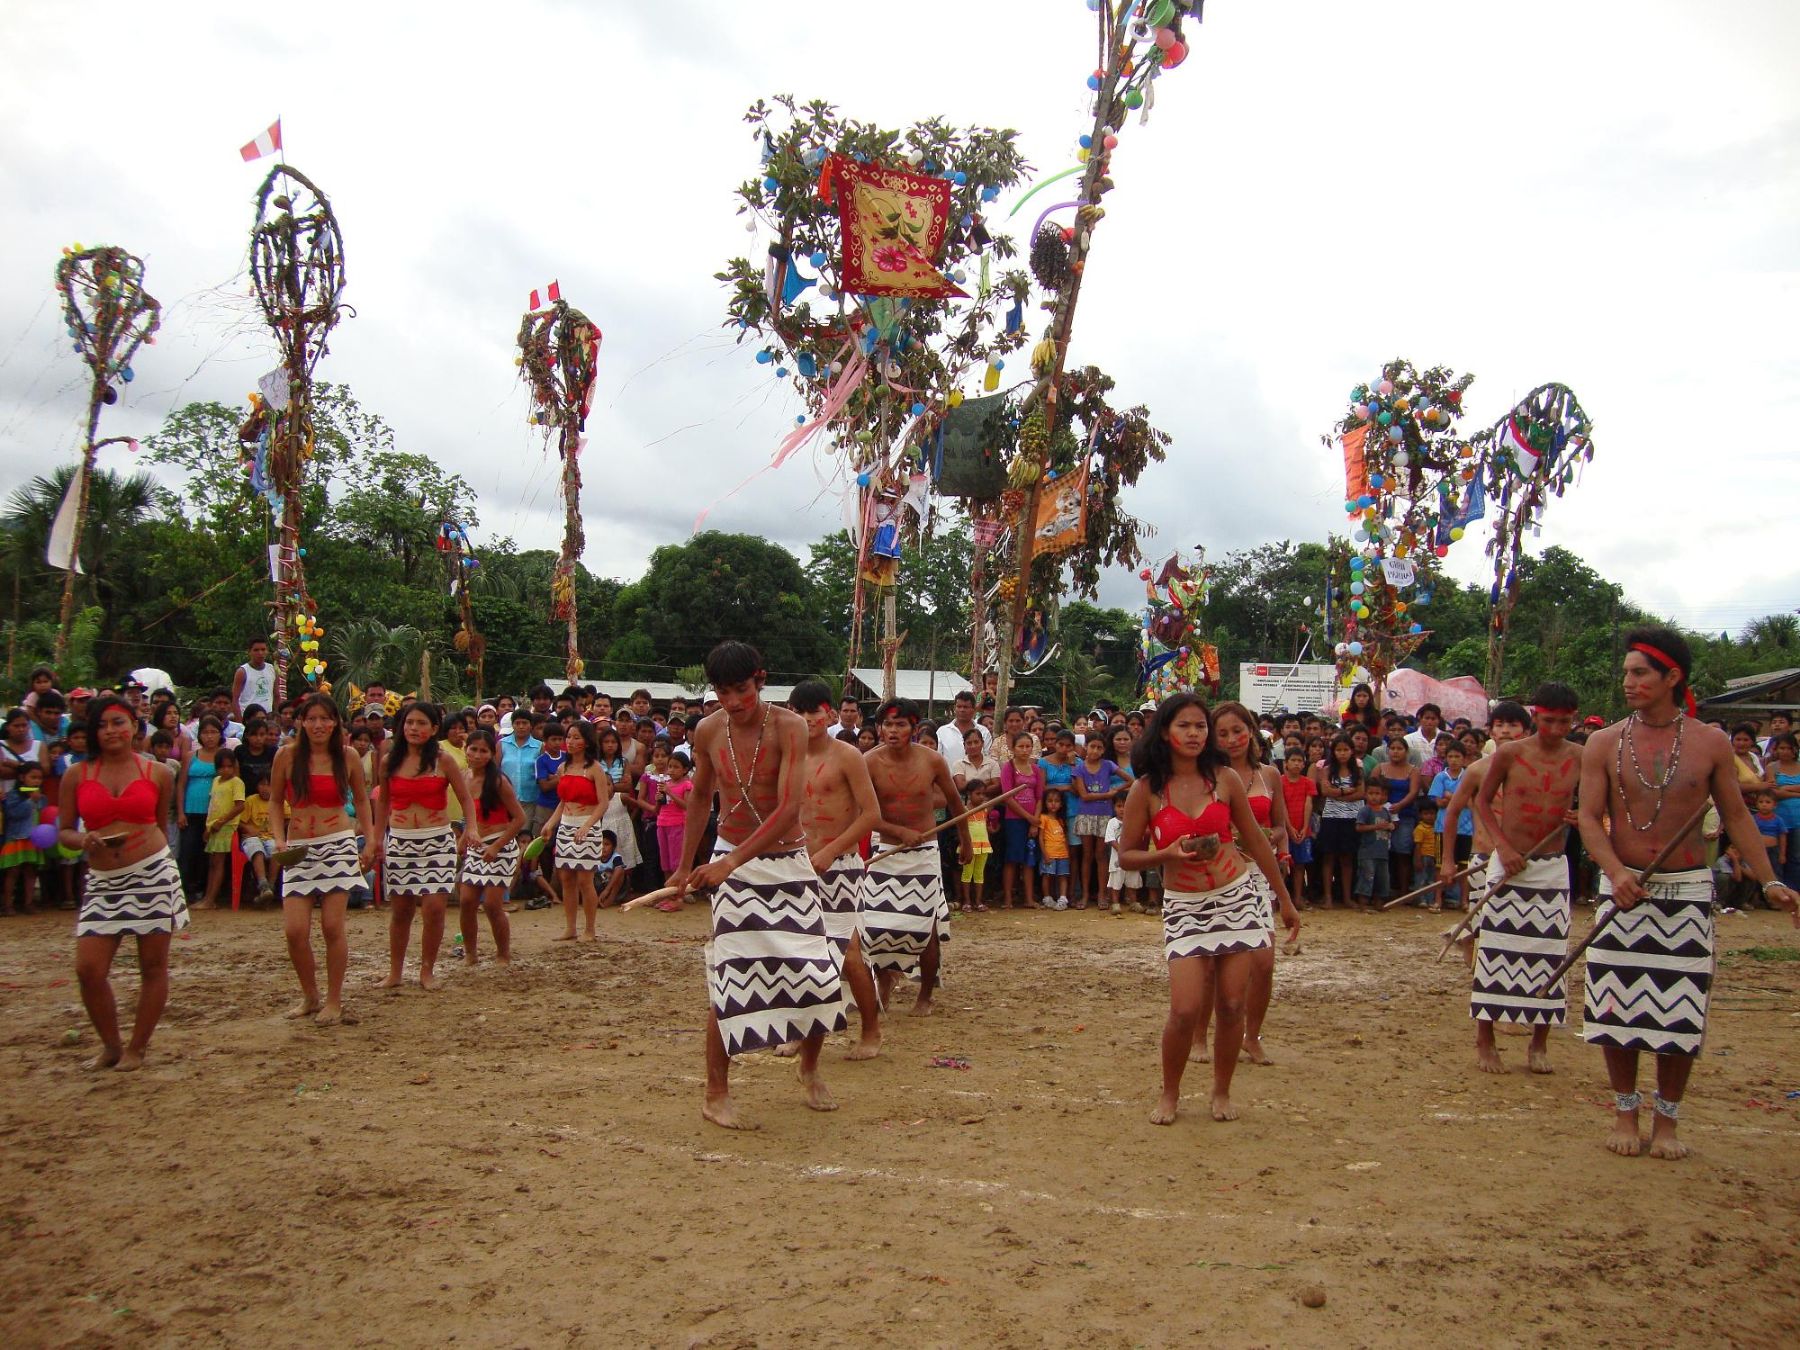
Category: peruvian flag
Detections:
[
  {"x1": 239, "y1": 118, "x2": 282, "y2": 162},
  {"x1": 529, "y1": 281, "x2": 561, "y2": 310},
  {"x1": 1497, "y1": 414, "x2": 1540, "y2": 477}
]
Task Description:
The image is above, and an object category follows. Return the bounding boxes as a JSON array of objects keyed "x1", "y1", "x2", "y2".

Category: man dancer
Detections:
[
  {"x1": 1441, "y1": 701, "x2": 1530, "y2": 939},
  {"x1": 786, "y1": 680, "x2": 884, "y2": 1059},
  {"x1": 1470, "y1": 684, "x2": 1582, "y2": 1075},
  {"x1": 669, "y1": 643, "x2": 845, "y2": 1130},
  {"x1": 862, "y1": 698, "x2": 972, "y2": 1016},
  {"x1": 1578, "y1": 627, "x2": 1798, "y2": 1159}
]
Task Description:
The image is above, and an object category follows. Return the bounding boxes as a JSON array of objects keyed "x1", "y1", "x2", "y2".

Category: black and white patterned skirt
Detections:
[
  {"x1": 460, "y1": 831, "x2": 520, "y2": 888},
  {"x1": 385, "y1": 826, "x2": 458, "y2": 898},
  {"x1": 1162, "y1": 872, "x2": 1270, "y2": 960},
  {"x1": 1582, "y1": 867, "x2": 1715, "y2": 1055},
  {"x1": 78, "y1": 847, "x2": 190, "y2": 938},
  {"x1": 554, "y1": 814, "x2": 608, "y2": 871},
  {"x1": 283, "y1": 829, "x2": 364, "y2": 899}
]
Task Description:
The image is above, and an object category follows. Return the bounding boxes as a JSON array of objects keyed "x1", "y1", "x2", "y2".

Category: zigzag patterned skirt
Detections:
[
  {"x1": 1582, "y1": 867, "x2": 1714, "y2": 1055},
  {"x1": 1162, "y1": 873, "x2": 1270, "y2": 961},
  {"x1": 706, "y1": 844, "x2": 846, "y2": 1056},
  {"x1": 385, "y1": 826, "x2": 458, "y2": 898},
  {"x1": 860, "y1": 840, "x2": 950, "y2": 976},
  {"x1": 283, "y1": 829, "x2": 363, "y2": 899},
  {"x1": 78, "y1": 847, "x2": 189, "y2": 938},
  {"x1": 1470, "y1": 854, "x2": 1571, "y2": 1026},
  {"x1": 817, "y1": 854, "x2": 866, "y2": 962},
  {"x1": 460, "y1": 831, "x2": 520, "y2": 889},
  {"x1": 554, "y1": 815, "x2": 608, "y2": 872}
]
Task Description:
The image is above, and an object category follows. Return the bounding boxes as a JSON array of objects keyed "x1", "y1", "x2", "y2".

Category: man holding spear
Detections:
[{"x1": 1577, "y1": 627, "x2": 1798, "y2": 1159}]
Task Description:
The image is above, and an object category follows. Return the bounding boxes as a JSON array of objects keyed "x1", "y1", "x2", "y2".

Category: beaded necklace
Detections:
[
  {"x1": 722, "y1": 702, "x2": 771, "y2": 827},
  {"x1": 1616, "y1": 711, "x2": 1683, "y2": 833}
]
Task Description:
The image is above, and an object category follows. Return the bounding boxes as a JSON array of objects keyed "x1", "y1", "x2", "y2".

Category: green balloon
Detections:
[
  {"x1": 1377, "y1": 411, "x2": 1394, "y2": 426},
  {"x1": 1123, "y1": 88, "x2": 1144, "y2": 109},
  {"x1": 1148, "y1": 0, "x2": 1176, "y2": 24}
]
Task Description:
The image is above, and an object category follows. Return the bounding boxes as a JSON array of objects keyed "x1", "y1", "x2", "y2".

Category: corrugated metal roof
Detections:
[{"x1": 847, "y1": 668, "x2": 973, "y2": 702}]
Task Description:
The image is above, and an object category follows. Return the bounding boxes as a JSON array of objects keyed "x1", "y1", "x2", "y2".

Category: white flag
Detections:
[
  {"x1": 1381, "y1": 557, "x2": 1416, "y2": 589},
  {"x1": 45, "y1": 465, "x2": 85, "y2": 574}
]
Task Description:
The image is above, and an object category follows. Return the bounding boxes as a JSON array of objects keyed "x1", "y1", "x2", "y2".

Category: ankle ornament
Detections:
[
  {"x1": 1614, "y1": 1091, "x2": 1643, "y2": 1114},
  {"x1": 1652, "y1": 1093, "x2": 1680, "y2": 1120}
]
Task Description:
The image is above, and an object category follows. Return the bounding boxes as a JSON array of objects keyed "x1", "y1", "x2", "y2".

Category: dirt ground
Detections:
[{"x1": 2, "y1": 896, "x2": 1797, "y2": 1349}]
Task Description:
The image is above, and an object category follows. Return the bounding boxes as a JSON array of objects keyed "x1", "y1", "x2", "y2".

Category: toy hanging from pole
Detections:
[
  {"x1": 1470, "y1": 383, "x2": 1595, "y2": 693},
  {"x1": 1323, "y1": 358, "x2": 1483, "y2": 703},
  {"x1": 48, "y1": 244, "x2": 160, "y2": 662},
  {"x1": 1138, "y1": 547, "x2": 1216, "y2": 700},
  {"x1": 517, "y1": 289, "x2": 601, "y2": 684},
  {"x1": 245, "y1": 165, "x2": 345, "y2": 706},
  {"x1": 437, "y1": 515, "x2": 487, "y2": 700}
]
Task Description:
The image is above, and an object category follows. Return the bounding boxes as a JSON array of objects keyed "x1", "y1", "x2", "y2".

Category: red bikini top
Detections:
[
  {"x1": 77, "y1": 759, "x2": 159, "y2": 830},
  {"x1": 1150, "y1": 798, "x2": 1232, "y2": 849},
  {"x1": 388, "y1": 772, "x2": 448, "y2": 811},
  {"x1": 476, "y1": 801, "x2": 510, "y2": 827},
  {"x1": 558, "y1": 774, "x2": 598, "y2": 806},
  {"x1": 291, "y1": 772, "x2": 343, "y2": 806},
  {"x1": 1245, "y1": 793, "x2": 1272, "y2": 828}
]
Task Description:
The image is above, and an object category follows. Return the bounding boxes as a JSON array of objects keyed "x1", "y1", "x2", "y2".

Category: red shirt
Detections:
[{"x1": 1280, "y1": 773, "x2": 1318, "y2": 838}]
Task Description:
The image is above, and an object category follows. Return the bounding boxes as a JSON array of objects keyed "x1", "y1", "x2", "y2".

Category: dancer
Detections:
[
  {"x1": 1117, "y1": 693, "x2": 1299, "y2": 1125},
  {"x1": 372, "y1": 702, "x2": 475, "y2": 990},
  {"x1": 1470, "y1": 686, "x2": 1581, "y2": 1075},
  {"x1": 789, "y1": 679, "x2": 883, "y2": 1059},
  {"x1": 668, "y1": 642, "x2": 844, "y2": 1130},
  {"x1": 861, "y1": 698, "x2": 972, "y2": 1016},
  {"x1": 1191, "y1": 701, "x2": 1301, "y2": 1068},
  {"x1": 269, "y1": 693, "x2": 376, "y2": 1024},
  {"x1": 457, "y1": 728, "x2": 524, "y2": 966},
  {"x1": 536, "y1": 720, "x2": 613, "y2": 941},
  {"x1": 59, "y1": 694, "x2": 185, "y2": 1070},
  {"x1": 1440, "y1": 701, "x2": 1531, "y2": 944},
  {"x1": 1578, "y1": 628, "x2": 1798, "y2": 1159}
]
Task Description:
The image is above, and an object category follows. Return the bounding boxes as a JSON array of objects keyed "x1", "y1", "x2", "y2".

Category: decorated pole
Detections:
[
  {"x1": 246, "y1": 166, "x2": 344, "y2": 707},
  {"x1": 517, "y1": 290, "x2": 601, "y2": 685},
  {"x1": 437, "y1": 514, "x2": 486, "y2": 700},
  {"x1": 1138, "y1": 548, "x2": 1217, "y2": 700},
  {"x1": 48, "y1": 245, "x2": 160, "y2": 662},
  {"x1": 992, "y1": 0, "x2": 1201, "y2": 716},
  {"x1": 1473, "y1": 383, "x2": 1595, "y2": 693}
]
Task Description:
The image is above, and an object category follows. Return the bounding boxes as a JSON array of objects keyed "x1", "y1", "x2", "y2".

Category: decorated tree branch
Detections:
[
  {"x1": 1470, "y1": 383, "x2": 1595, "y2": 692},
  {"x1": 517, "y1": 291, "x2": 601, "y2": 684},
  {"x1": 1323, "y1": 358, "x2": 1483, "y2": 698},
  {"x1": 436, "y1": 514, "x2": 486, "y2": 700},
  {"x1": 991, "y1": 0, "x2": 1201, "y2": 715},
  {"x1": 243, "y1": 166, "x2": 345, "y2": 704},
  {"x1": 49, "y1": 244, "x2": 160, "y2": 661}
]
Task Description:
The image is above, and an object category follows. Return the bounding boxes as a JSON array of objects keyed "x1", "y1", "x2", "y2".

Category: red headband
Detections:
[{"x1": 1629, "y1": 642, "x2": 1698, "y2": 716}]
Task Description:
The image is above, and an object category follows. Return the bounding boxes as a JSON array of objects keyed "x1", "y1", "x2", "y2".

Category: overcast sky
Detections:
[{"x1": 2, "y1": 0, "x2": 1795, "y2": 656}]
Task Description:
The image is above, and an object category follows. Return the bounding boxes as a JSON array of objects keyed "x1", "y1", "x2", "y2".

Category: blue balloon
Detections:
[
  {"x1": 762, "y1": 176, "x2": 778, "y2": 192},
  {"x1": 950, "y1": 170, "x2": 966, "y2": 185},
  {"x1": 1350, "y1": 582, "x2": 1365, "y2": 596},
  {"x1": 1348, "y1": 641, "x2": 1364, "y2": 656},
  {"x1": 993, "y1": 358, "x2": 1004, "y2": 371},
  {"x1": 856, "y1": 472, "x2": 871, "y2": 487},
  {"x1": 1086, "y1": 75, "x2": 1101, "y2": 90},
  {"x1": 795, "y1": 415, "x2": 806, "y2": 425},
  {"x1": 121, "y1": 367, "x2": 135, "y2": 383},
  {"x1": 1409, "y1": 623, "x2": 1423, "y2": 634},
  {"x1": 981, "y1": 185, "x2": 1000, "y2": 201},
  {"x1": 1079, "y1": 134, "x2": 1093, "y2": 149},
  {"x1": 911, "y1": 402, "x2": 925, "y2": 416},
  {"x1": 775, "y1": 367, "x2": 789, "y2": 378},
  {"x1": 1368, "y1": 473, "x2": 1382, "y2": 489},
  {"x1": 809, "y1": 251, "x2": 827, "y2": 267},
  {"x1": 754, "y1": 350, "x2": 773, "y2": 364},
  {"x1": 1358, "y1": 494, "x2": 1374, "y2": 508}
]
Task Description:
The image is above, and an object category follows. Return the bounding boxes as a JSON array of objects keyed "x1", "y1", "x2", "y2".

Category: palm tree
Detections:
[
  {"x1": 2, "y1": 465, "x2": 163, "y2": 616},
  {"x1": 1743, "y1": 613, "x2": 1799, "y2": 653},
  {"x1": 330, "y1": 620, "x2": 429, "y2": 702}
]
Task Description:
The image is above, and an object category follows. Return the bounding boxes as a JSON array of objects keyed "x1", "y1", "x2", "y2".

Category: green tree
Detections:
[{"x1": 805, "y1": 522, "x2": 972, "y2": 671}]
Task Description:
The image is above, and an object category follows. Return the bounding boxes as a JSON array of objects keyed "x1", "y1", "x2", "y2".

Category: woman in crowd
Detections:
[
  {"x1": 373, "y1": 701, "x2": 475, "y2": 990},
  {"x1": 269, "y1": 693, "x2": 375, "y2": 1024},
  {"x1": 1372, "y1": 734, "x2": 1421, "y2": 896},
  {"x1": 60, "y1": 694, "x2": 185, "y2": 1070},
  {"x1": 173, "y1": 716, "x2": 223, "y2": 901}
]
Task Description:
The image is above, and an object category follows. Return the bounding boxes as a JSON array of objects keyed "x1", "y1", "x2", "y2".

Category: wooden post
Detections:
[{"x1": 53, "y1": 390, "x2": 104, "y2": 664}]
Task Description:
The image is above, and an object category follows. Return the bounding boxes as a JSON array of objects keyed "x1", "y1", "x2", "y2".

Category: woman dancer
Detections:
[
  {"x1": 373, "y1": 702, "x2": 475, "y2": 989},
  {"x1": 269, "y1": 693, "x2": 375, "y2": 1024},
  {"x1": 594, "y1": 725, "x2": 641, "y2": 885},
  {"x1": 59, "y1": 694, "x2": 185, "y2": 1070},
  {"x1": 1190, "y1": 702, "x2": 1301, "y2": 1067},
  {"x1": 537, "y1": 719, "x2": 612, "y2": 940},
  {"x1": 457, "y1": 728, "x2": 524, "y2": 966},
  {"x1": 1117, "y1": 694, "x2": 1299, "y2": 1124}
]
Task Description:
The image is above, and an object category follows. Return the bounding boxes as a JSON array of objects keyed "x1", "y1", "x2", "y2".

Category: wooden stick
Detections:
[
  {"x1": 1430, "y1": 821, "x2": 1572, "y2": 955},
  {"x1": 620, "y1": 885, "x2": 680, "y2": 912},
  {"x1": 1531, "y1": 800, "x2": 1713, "y2": 998},
  {"x1": 867, "y1": 783, "x2": 1025, "y2": 864}
]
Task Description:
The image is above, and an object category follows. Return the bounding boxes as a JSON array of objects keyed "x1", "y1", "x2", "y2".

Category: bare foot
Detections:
[
  {"x1": 578, "y1": 931, "x2": 596, "y2": 943},
  {"x1": 1648, "y1": 1116, "x2": 1690, "y2": 1161},
  {"x1": 418, "y1": 968, "x2": 440, "y2": 991},
  {"x1": 114, "y1": 1048, "x2": 144, "y2": 1072},
  {"x1": 702, "y1": 1092, "x2": 759, "y2": 1131},
  {"x1": 907, "y1": 996, "x2": 935, "y2": 1017},
  {"x1": 1188, "y1": 1041, "x2": 1212, "y2": 1064},
  {"x1": 314, "y1": 1004, "x2": 352, "y2": 1027},
  {"x1": 1605, "y1": 1113, "x2": 1643, "y2": 1157},
  {"x1": 1240, "y1": 1037, "x2": 1274, "y2": 1066},
  {"x1": 798, "y1": 1067, "x2": 838, "y2": 1112},
  {"x1": 551, "y1": 931, "x2": 577, "y2": 942},
  {"x1": 845, "y1": 1035, "x2": 882, "y2": 1061},
  {"x1": 1476, "y1": 1044, "x2": 1507, "y2": 1075},
  {"x1": 1149, "y1": 1092, "x2": 1179, "y2": 1125},
  {"x1": 1527, "y1": 1047, "x2": 1554, "y2": 1075},
  {"x1": 495, "y1": 955, "x2": 512, "y2": 967},
  {"x1": 374, "y1": 973, "x2": 404, "y2": 989},
  {"x1": 285, "y1": 1000, "x2": 322, "y2": 1020},
  {"x1": 463, "y1": 954, "x2": 479, "y2": 968},
  {"x1": 85, "y1": 1046, "x2": 122, "y2": 1071},
  {"x1": 772, "y1": 1040, "x2": 801, "y2": 1059}
]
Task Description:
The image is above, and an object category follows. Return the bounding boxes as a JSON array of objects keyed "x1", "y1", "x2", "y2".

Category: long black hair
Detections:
[
  {"x1": 289, "y1": 692, "x2": 349, "y2": 805},
  {"x1": 1347, "y1": 682, "x2": 1380, "y2": 732},
  {"x1": 465, "y1": 727, "x2": 504, "y2": 818},
  {"x1": 1130, "y1": 692, "x2": 1222, "y2": 793},
  {"x1": 386, "y1": 700, "x2": 442, "y2": 777},
  {"x1": 563, "y1": 717, "x2": 598, "y2": 765},
  {"x1": 1210, "y1": 700, "x2": 1264, "y2": 768},
  {"x1": 1326, "y1": 733, "x2": 1363, "y2": 787}
]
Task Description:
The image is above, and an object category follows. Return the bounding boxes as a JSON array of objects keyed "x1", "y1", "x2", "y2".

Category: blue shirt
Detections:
[
  {"x1": 501, "y1": 734, "x2": 542, "y2": 806},
  {"x1": 30, "y1": 717, "x2": 68, "y2": 744},
  {"x1": 534, "y1": 750, "x2": 567, "y2": 800},
  {"x1": 1429, "y1": 769, "x2": 1473, "y2": 836}
]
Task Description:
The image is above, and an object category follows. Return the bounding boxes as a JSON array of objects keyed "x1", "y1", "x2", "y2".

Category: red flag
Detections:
[
  {"x1": 239, "y1": 118, "x2": 282, "y2": 162},
  {"x1": 529, "y1": 280, "x2": 561, "y2": 310}
]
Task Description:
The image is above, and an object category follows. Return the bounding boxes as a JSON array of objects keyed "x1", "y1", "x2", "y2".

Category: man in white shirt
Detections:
[
  {"x1": 1404, "y1": 703, "x2": 1443, "y2": 767},
  {"x1": 834, "y1": 697, "x2": 863, "y2": 746},
  {"x1": 232, "y1": 638, "x2": 278, "y2": 718},
  {"x1": 935, "y1": 691, "x2": 991, "y2": 761}
]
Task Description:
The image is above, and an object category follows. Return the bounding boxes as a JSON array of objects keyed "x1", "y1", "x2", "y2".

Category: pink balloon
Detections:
[{"x1": 1153, "y1": 27, "x2": 1176, "y2": 49}]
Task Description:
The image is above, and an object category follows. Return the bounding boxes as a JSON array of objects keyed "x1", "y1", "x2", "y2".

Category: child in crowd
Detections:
[
  {"x1": 240, "y1": 773, "x2": 277, "y2": 904},
  {"x1": 655, "y1": 751, "x2": 693, "y2": 905},
  {"x1": 637, "y1": 736, "x2": 672, "y2": 888},
  {"x1": 1752, "y1": 790, "x2": 1786, "y2": 870},
  {"x1": 1037, "y1": 787, "x2": 1071, "y2": 910},
  {"x1": 1428, "y1": 743, "x2": 1473, "y2": 913},
  {"x1": 1353, "y1": 780, "x2": 1395, "y2": 910},
  {"x1": 0, "y1": 761, "x2": 46, "y2": 915},
  {"x1": 1280, "y1": 748, "x2": 1317, "y2": 906},
  {"x1": 1104, "y1": 795, "x2": 1144, "y2": 915},
  {"x1": 998, "y1": 731, "x2": 1044, "y2": 910},
  {"x1": 200, "y1": 747, "x2": 245, "y2": 910},
  {"x1": 959, "y1": 780, "x2": 992, "y2": 913},
  {"x1": 1713, "y1": 843, "x2": 1760, "y2": 911},
  {"x1": 595, "y1": 830, "x2": 628, "y2": 909},
  {"x1": 350, "y1": 726, "x2": 375, "y2": 782}
]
